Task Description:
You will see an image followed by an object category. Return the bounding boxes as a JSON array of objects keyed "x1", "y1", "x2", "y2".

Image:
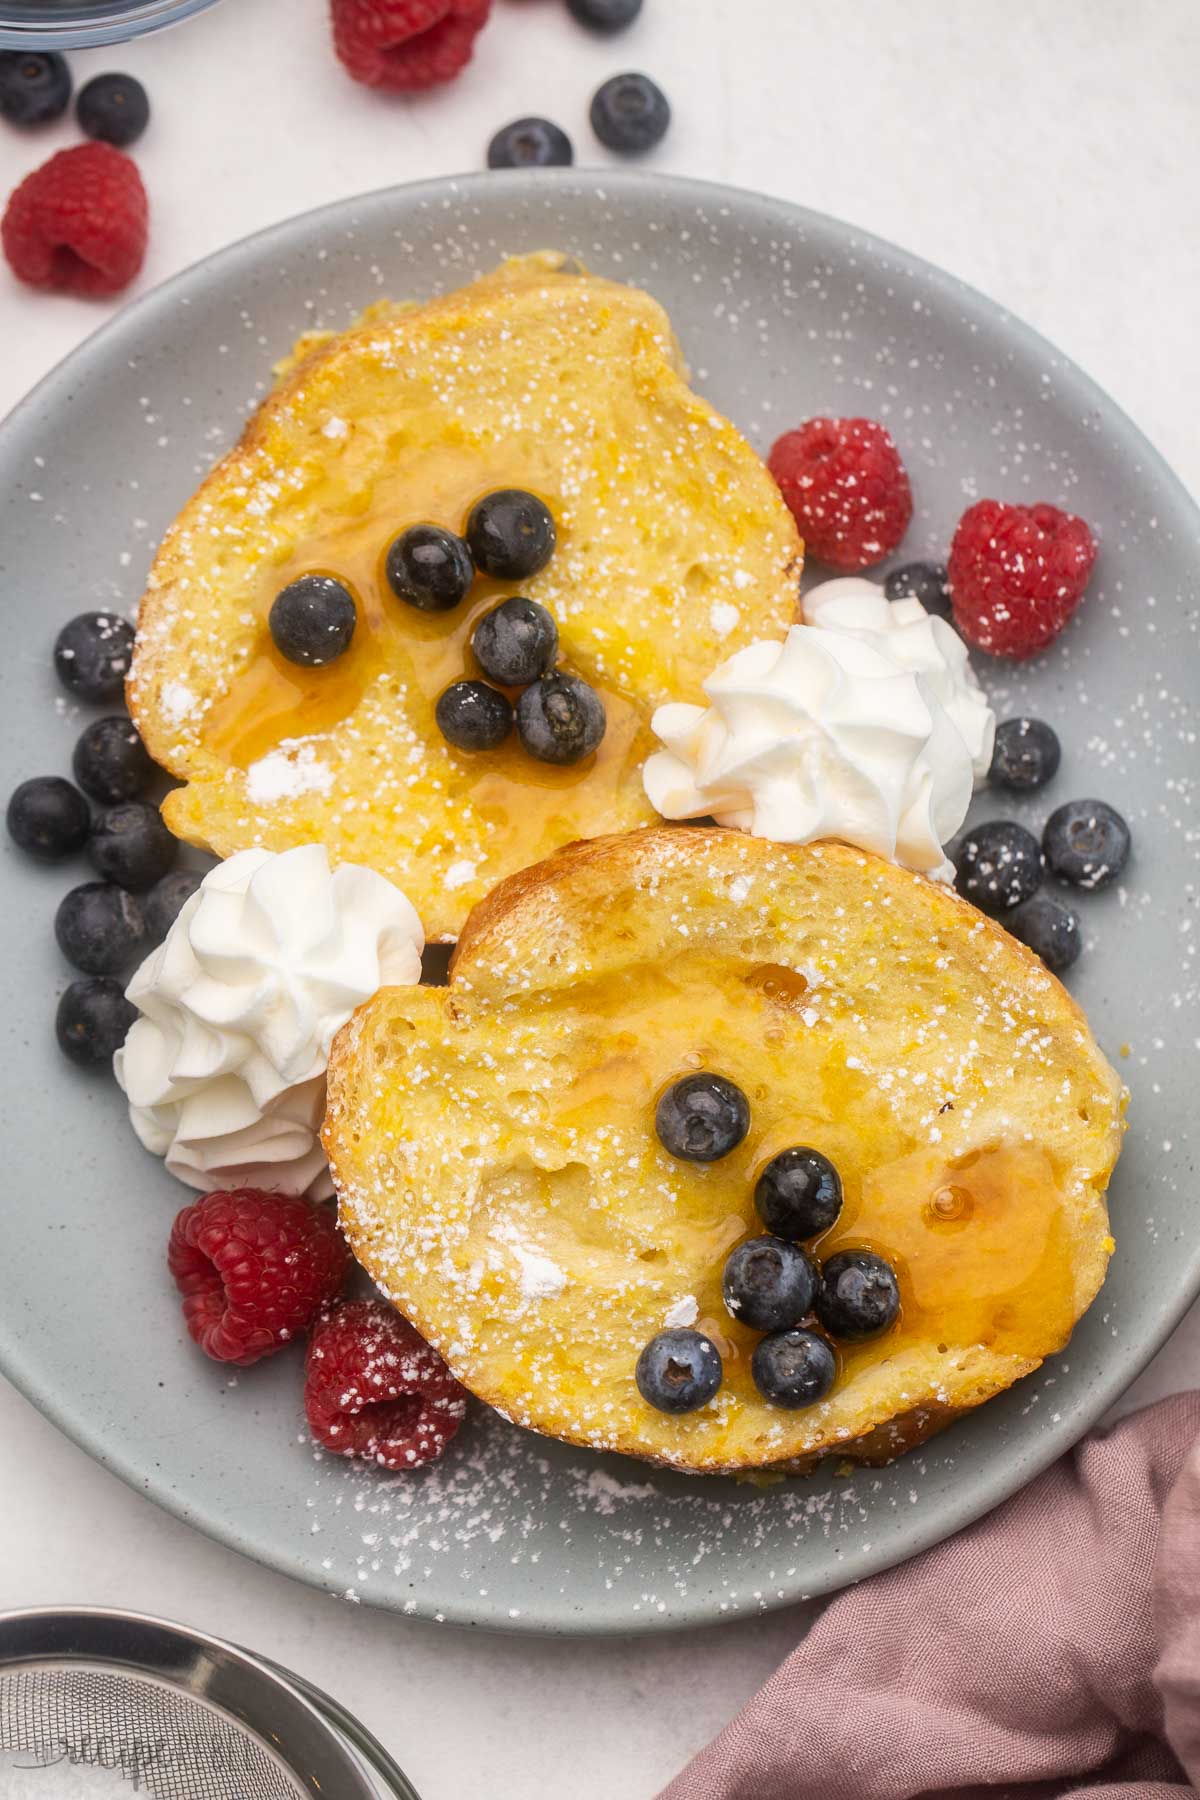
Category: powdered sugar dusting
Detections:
[
  {"x1": 511, "y1": 1244, "x2": 568, "y2": 1302},
  {"x1": 160, "y1": 679, "x2": 194, "y2": 724},
  {"x1": 664, "y1": 1295, "x2": 700, "y2": 1328},
  {"x1": 245, "y1": 742, "x2": 334, "y2": 803}
]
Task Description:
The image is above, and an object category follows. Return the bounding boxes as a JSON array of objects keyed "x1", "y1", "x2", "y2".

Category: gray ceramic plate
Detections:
[{"x1": 1, "y1": 171, "x2": 1197, "y2": 1636}]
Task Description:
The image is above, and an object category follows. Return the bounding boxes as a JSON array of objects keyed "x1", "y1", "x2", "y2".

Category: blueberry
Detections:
[
  {"x1": 655, "y1": 1072, "x2": 750, "y2": 1163},
  {"x1": 55, "y1": 882, "x2": 146, "y2": 976},
  {"x1": 55, "y1": 976, "x2": 136, "y2": 1067},
  {"x1": 385, "y1": 524, "x2": 475, "y2": 613},
  {"x1": 723, "y1": 1236, "x2": 818, "y2": 1332},
  {"x1": 472, "y1": 597, "x2": 559, "y2": 687},
  {"x1": 488, "y1": 117, "x2": 573, "y2": 169},
  {"x1": 751, "y1": 1329, "x2": 837, "y2": 1409},
  {"x1": 988, "y1": 718, "x2": 1061, "y2": 793},
  {"x1": 466, "y1": 489, "x2": 556, "y2": 581},
  {"x1": 54, "y1": 612, "x2": 135, "y2": 704},
  {"x1": 953, "y1": 820, "x2": 1042, "y2": 914},
  {"x1": 435, "y1": 680, "x2": 513, "y2": 752},
  {"x1": 516, "y1": 673, "x2": 606, "y2": 765},
  {"x1": 590, "y1": 73, "x2": 670, "y2": 155},
  {"x1": 754, "y1": 1147, "x2": 843, "y2": 1241},
  {"x1": 567, "y1": 0, "x2": 643, "y2": 30},
  {"x1": 143, "y1": 868, "x2": 203, "y2": 940},
  {"x1": 72, "y1": 715, "x2": 155, "y2": 803},
  {"x1": 815, "y1": 1250, "x2": 901, "y2": 1341},
  {"x1": 88, "y1": 801, "x2": 176, "y2": 891},
  {"x1": 1043, "y1": 798, "x2": 1131, "y2": 891},
  {"x1": 884, "y1": 560, "x2": 952, "y2": 618},
  {"x1": 269, "y1": 576, "x2": 356, "y2": 667},
  {"x1": 0, "y1": 52, "x2": 71, "y2": 127},
  {"x1": 76, "y1": 72, "x2": 149, "y2": 147},
  {"x1": 7, "y1": 776, "x2": 90, "y2": 860},
  {"x1": 1007, "y1": 893, "x2": 1081, "y2": 974},
  {"x1": 635, "y1": 1328, "x2": 723, "y2": 1414}
]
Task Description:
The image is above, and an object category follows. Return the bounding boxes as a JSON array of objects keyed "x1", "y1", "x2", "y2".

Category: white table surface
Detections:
[{"x1": 1, "y1": 2, "x2": 1198, "y2": 1795}]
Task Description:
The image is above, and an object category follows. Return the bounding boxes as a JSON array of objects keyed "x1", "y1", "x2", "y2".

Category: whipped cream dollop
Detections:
[
  {"x1": 115, "y1": 845, "x2": 423, "y2": 1197},
  {"x1": 643, "y1": 576, "x2": 995, "y2": 881}
]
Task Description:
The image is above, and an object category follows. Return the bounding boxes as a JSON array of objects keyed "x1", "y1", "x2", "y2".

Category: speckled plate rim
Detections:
[{"x1": 1, "y1": 168, "x2": 1198, "y2": 1635}]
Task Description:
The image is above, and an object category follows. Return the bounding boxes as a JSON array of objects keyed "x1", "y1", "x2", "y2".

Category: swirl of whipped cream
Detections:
[
  {"x1": 642, "y1": 576, "x2": 995, "y2": 881},
  {"x1": 115, "y1": 845, "x2": 423, "y2": 1197}
]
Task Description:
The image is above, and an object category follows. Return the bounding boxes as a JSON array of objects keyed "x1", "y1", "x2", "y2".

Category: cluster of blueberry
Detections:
[
  {"x1": 636, "y1": 1074, "x2": 900, "y2": 1417},
  {"x1": 271, "y1": 488, "x2": 608, "y2": 767},
  {"x1": 953, "y1": 715, "x2": 1132, "y2": 974},
  {"x1": 5, "y1": 614, "x2": 199, "y2": 1069},
  {"x1": 0, "y1": 53, "x2": 149, "y2": 144},
  {"x1": 488, "y1": 1, "x2": 669, "y2": 170},
  {"x1": 870, "y1": 561, "x2": 1132, "y2": 974}
]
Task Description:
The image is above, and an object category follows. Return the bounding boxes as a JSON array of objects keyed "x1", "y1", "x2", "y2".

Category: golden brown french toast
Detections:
[
  {"x1": 128, "y1": 258, "x2": 802, "y2": 939},
  {"x1": 324, "y1": 828, "x2": 1124, "y2": 1473}
]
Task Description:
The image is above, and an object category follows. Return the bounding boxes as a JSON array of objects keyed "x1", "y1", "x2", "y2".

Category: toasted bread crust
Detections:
[
  {"x1": 326, "y1": 829, "x2": 1124, "y2": 1474},
  {"x1": 128, "y1": 259, "x2": 802, "y2": 940}
]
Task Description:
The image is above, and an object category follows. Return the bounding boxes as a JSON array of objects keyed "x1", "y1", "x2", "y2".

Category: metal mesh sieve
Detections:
[{"x1": 0, "y1": 1609, "x2": 420, "y2": 1799}]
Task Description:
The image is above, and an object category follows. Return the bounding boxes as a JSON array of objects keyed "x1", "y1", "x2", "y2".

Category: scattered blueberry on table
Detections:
[
  {"x1": 488, "y1": 117, "x2": 573, "y2": 169},
  {"x1": 76, "y1": 72, "x2": 150, "y2": 148},
  {"x1": 0, "y1": 51, "x2": 71, "y2": 127},
  {"x1": 567, "y1": 0, "x2": 644, "y2": 31},
  {"x1": 589, "y1": 72, "x2": 671, "y2": 154}
]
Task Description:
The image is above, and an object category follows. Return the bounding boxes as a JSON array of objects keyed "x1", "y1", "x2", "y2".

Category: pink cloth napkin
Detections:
[{"x1": 660, "y1": 1392, "x2": 1200, "y2": 1800}]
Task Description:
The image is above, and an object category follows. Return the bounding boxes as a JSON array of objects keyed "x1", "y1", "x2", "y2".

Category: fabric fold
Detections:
[{"x1": 659, "y1": 1393, "x2": 1200, "y2": 1800}]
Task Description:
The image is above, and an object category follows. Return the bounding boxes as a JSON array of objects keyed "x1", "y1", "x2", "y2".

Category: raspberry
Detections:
[
  {"x1": 305, "y1": 1299, "x2": 467, "y2": 1469},
  {"x1": 2, "y1": 143, "x2": 147, "y2": 298},
  {"x1": 168, "y1": 1189, "x2": 349, "y2": 1367},
  {"x1": 948, "y1": 499, "x2": 1097, "y2": 659},
  {"x1": 331, "y1": 0, "x2": 492, "y2": 91},
  {"x1": 768, "y1": 417, "x2": 912, "y2": 571}
]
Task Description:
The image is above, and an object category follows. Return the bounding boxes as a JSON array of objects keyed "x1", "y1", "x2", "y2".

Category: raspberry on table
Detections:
[
  {"x1": 768, "y1": 417, "x2": 912, "y2": 570},
  {"x1": 331, "y1": 0, "x2": 492, "y2": 91},
  {"x1": 2, "y1": 142, "x2": 148, "y2": 298},
  {"x1": 168, "y1": 1189, "x2": 350, "y2": 1367},
  {"x1": 305, "y1": 1299, "x2": 468, "y2": 1469},
  {"x1": 947, "y1": 499, "x2": 1097, "y2": 659}
]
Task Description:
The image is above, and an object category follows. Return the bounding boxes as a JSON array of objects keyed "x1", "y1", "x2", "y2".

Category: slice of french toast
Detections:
[
  {"x1": 128, "y1": 257, "x2": 802, "y2": 940},
  {"x1": 323, "y1": 828, "x2": 1125, "y2": 1473}
]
